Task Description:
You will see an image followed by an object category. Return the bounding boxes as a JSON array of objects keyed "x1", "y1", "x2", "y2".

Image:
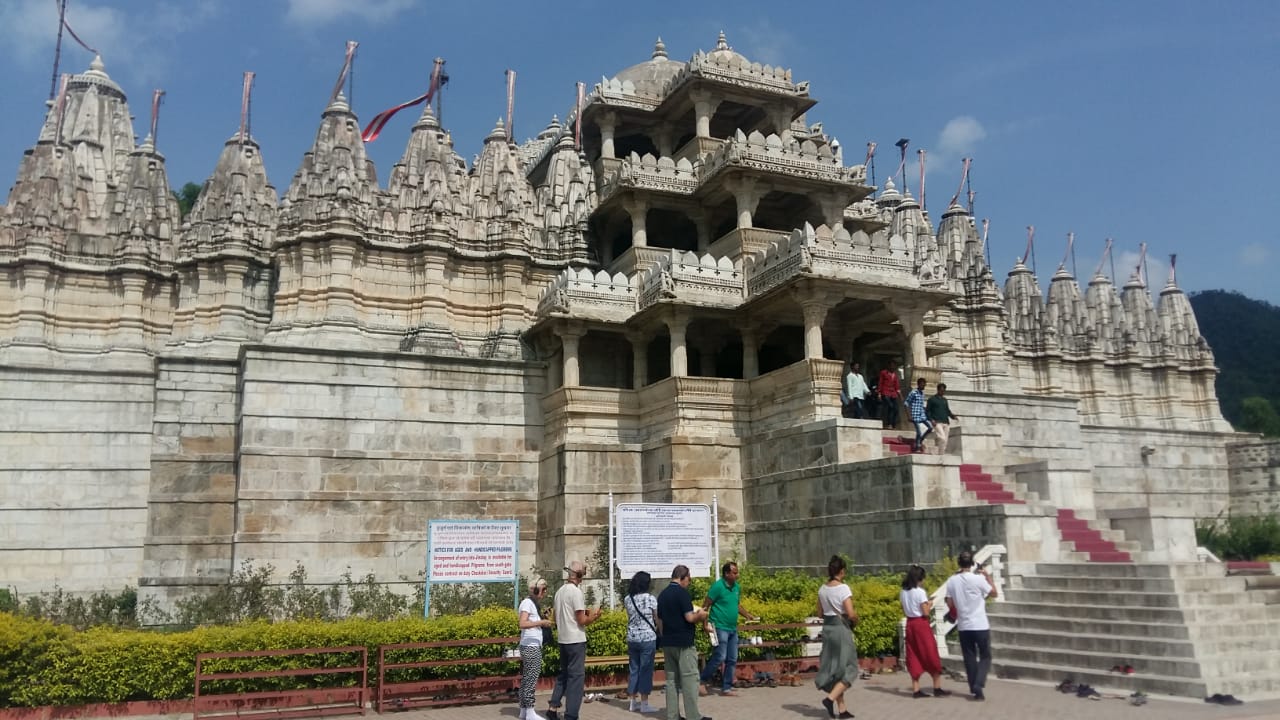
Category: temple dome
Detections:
[
  {"x1": 707, "y1": 30, "x2": 750, "y2": 65},
  {"x1": 610, "y1": 38, "x2": 683, "y2": 95}
]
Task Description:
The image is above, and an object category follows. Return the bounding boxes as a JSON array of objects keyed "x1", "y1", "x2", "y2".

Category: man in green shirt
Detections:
[
  {"x1": 926, "y1": 382, "x2": 959, "y2": 455},
  {"x1": 699, "y1": 562, "x2": 758, "y2": 696}
]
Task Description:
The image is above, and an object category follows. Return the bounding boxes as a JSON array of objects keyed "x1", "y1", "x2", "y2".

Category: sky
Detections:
[{"x1": 0, "y1": 0, "x2": 1276, "y2": 304}]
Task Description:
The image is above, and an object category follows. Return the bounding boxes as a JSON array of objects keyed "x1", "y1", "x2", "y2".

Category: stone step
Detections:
[
  {"x1": 1004, "y1": 588, "x2": 1182, "y2": 608},
  {"x1": 1060, "y1": 550, "x2": 1134, "y2": 562},
  {"x1": 1174, "y1": 576, "x2": 1249, "y2": 593},
  {"x1": 991, "y1": 645, "x2": 1202, "y2": 679},
  {"x1": 1194, "y1": 636, "x2": 1280, "y2": 655},
  {"x1": 1246, "y1": 575, "x2": 1280, "y2": 590},
  {"x1": 994, "y1": 628, "x2": 1196, "y2": 658},
  {"x1": 947, "y1": 657, "x2": 1208, "y2": 698},
  {"x1": 1018, "y1": 574, "x2": 1177, "y2": 593},
  {"x1": 990, "y1": 600, "x2": 1185, "y2": 624},
  {"x1": 1030, "y1": 562, "x2": 1219, "y2": 579},
  {"x1": 990, "y1": 613, "x2": 1190, "y2": 640}
]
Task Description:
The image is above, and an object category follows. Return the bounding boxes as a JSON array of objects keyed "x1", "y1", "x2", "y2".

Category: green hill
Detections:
[{"x1": 1188, "y1": 290, "x2": 1280, "y2": 432}]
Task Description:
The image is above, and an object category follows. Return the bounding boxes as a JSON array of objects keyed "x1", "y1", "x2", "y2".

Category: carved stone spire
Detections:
[
  {"x1": 385, "y1": 103, "x2": 468, "y2": 234},
  {"x1": 1003, "y1": 261, "x2": 1045, "y2": 348},
  {"x1": 1044, "y1": 264, "x2": 1087, "y2": 353},
  {"x1": 106, "y1": 134, "x2": 181, "y2": 263},
  {"x1": 1120, "y1": 271, "x2": 1161, "y2": 357},
  {"x1": 181, "y1": 134, "x2": 278, "y2": 260},
  {"x1": 1085, "y1": 270, "x2": 1123, "y2": 355},
  {"x1": 1157, "y1": 265, "x2": 1211, "y2": 364},
  {"x1": 279, "y1": 91, "x2": 379, "y2": 232}
]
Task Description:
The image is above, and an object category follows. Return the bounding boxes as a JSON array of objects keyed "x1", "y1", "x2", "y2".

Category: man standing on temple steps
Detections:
[{"x1": 926, "y1": 383, "x2": 959, "y2": 455}]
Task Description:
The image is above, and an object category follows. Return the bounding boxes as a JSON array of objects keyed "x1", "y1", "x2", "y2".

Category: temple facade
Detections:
[{"x1": 0, "y1": 35, "x2": 1260, "y2": 610}]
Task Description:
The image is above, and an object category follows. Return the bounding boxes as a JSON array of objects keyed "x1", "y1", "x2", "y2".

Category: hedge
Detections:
[{"x1": 0, "y1": 566, "x2": 948, "y2": 708}]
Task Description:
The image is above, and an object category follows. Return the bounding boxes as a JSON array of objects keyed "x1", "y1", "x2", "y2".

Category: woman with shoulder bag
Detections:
[
  {"x1": 517, "y1": 577, "x2": 554, "y2": 720},
  {"x1": 624, "y1": 571, "x2": 660, "y2": 713},
  {"x1": 815, "y1": 555, "x2": 858, "y2": 719}
]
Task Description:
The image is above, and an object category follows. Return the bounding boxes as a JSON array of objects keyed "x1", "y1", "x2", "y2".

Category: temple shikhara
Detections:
[{"x1": 2, "y1": 34, "x2": 1277, "y2": 698}]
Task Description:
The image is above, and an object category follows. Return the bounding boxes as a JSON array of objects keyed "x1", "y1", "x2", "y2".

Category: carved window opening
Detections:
[
  {"x1": 753, "y1": 190, "x2": 823, "y2": 232},
  {"x1": 646, "y1": 335, "x2": 671, "y2": 384},
  {"x1": 758, "y1": 325, "x2": 803, "y2": 375},
  {"x1": 614, "y1": 133, "x2": 659, "y2": 159},
  {"x1": 708, "y1": 101, "x2": 763, "y2": 140},
  {"x1": 646, "y1": 208, "x2": 697, "y2": 251}
]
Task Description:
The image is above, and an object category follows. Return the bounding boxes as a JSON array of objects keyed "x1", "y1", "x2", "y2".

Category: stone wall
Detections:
[
  {"x1": 1227, "y1": 438, "x2": 1280, "y2": 517},
  {"x1": 1080, "y1": 425, "x2": 1234, "y2": 517},
  {"x1": 139, "y1": 357, "x2": 241, "y2": 608},
  {"x1": 229, "y1": 347, "x2": 545, "y2": 586},
  {"x1": 0, "y1": 367, "x2": 155, "y2": 593}
]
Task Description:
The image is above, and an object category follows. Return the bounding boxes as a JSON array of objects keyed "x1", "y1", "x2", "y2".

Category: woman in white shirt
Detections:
[
  {"x1": 815, "y1": 555, "x2": 858, "y2": 719},
  {"x1": 517, "y1": 577, "x2": 554, "y2": 720},
  {"x1": 899, "y1": 565, "x2": 949, "y2": 698}
]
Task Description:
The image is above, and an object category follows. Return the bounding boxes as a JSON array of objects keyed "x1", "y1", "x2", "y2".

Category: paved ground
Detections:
[{"x1": 382, "y1": 675, "x2": 1280, "y2": 720}]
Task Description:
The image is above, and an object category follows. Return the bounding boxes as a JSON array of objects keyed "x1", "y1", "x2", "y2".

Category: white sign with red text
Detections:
[{"x1": 427, "y1": 520, "x2": 519, "y2": 583}]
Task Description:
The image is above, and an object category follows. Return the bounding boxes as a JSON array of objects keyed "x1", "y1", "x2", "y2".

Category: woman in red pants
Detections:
[{"x1": 900, "y1": 566, "x2": 950, "y2": 698}]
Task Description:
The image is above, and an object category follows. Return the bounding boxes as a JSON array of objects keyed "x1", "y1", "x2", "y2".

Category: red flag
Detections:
[{"x1": 362, "y1": 58, "x2": 444, "y2": 143}]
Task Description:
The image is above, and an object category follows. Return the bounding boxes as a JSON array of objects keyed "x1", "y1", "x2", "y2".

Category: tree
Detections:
[
  {"x1": 1239, "y1": 396, "x2": 1280, "y2": 437},
  {"x1": 173, "y1": 182, "x2": 202, "y2": 219}
]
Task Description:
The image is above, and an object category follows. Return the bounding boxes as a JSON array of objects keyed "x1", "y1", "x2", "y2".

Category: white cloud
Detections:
[
  {"x1": 937, "y1": 116, "x2": 987, "y2": 156},
  {"x1": 731, "y1": 21, "x2": 793, "y2": 67},
  {"x1": 0, "y1": 0, "x2": 127, "y2": 64},
  {"x1": 285, "y1": 0, "x2": 416, "y2": 25},
  {"x1": 1240, "y1": 242, "x2": 1270, "y2": 266},
  {"x1": 1115, "y1": 249, "x2": 1168, "y2": 289}
]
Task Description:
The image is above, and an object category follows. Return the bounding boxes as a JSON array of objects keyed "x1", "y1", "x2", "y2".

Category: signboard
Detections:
[
  {"x1": 424, "y1": 519, "x2": 519, "y2": 616},
  {"x1": 615, "y1": 503, "x2": 714, "y2": 577},
  {"x1": 427, "y1": 520, "x2": 519, "y2": 582}
]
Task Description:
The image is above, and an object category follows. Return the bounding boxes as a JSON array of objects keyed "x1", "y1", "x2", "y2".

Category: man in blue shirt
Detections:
[
  {"x1": 657, "y1": 565, "x2": 711, "y2": 720},
  {"x1": 904, "y1": 377, "x2": 932, "y2": 453}
]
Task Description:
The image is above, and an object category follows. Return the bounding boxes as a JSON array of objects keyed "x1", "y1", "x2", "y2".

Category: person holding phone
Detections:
[
  {"x1": 546, "y1": 560, "x2": 601, "y2": 720},
  {"x1": 944, "y1": 551, "x2": 998, "y2": 701}
]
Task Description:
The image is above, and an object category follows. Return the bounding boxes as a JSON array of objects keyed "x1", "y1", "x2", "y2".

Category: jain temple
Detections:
[{"x1": 2, "y1": 34, "x2": 1279, "y2": 698}]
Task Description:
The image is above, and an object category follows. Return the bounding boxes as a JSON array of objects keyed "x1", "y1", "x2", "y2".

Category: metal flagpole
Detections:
[
  {"x1": 505, "y1": 70, "x2": 516, "y2": 142},
  {"x1": 50, "y1": 0, "x2": 68, "y2": 102},
  {"x1": 917, "y1": 148, "x2": 927, "y2": 211},
  {"x1": 712, "y1": 494, "x2": 720, "y2": 580},
  {"x1": 608, "y1": 492, "x2": 616, "y2": 611}
]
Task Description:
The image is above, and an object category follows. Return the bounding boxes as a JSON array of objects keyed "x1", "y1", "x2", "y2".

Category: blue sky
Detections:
[{"x1": 0, "y1": 0, "x2": 1276, "y2": 303}]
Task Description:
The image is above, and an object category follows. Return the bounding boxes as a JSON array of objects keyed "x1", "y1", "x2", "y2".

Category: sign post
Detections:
[
  {"x1": 424, "y1": 519, "x2": 520, "y2": 617},
  {"x1": 609, "y1": 500, "x2": 716, "y2": 609}
]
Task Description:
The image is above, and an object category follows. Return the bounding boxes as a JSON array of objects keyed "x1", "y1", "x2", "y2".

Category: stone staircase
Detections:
[
  {"x1": 1055, "y1": 508, "x2": 1134, "y2": 562},
  {"x1": 984, "y1": 561, "x2": 1280, "y2": 700}
]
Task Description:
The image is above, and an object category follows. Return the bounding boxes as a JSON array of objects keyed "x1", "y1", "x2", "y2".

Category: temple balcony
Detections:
[
  {"x1": 636, "y1": 249, "x2": 743, "y2": 311},
  {"x1": 606, "y1": 245, "x2": 670, "y2": 276},
  {"x1": 596, "y1": 152, "x2": 698, "y2": 207},
  {"x1": 673, "y1": 135, "x2": 725, "y2": 164},
  {"x1": 743, "y1": 223, "x2": 924, "y2": 300},
  {"x1": 541, "y1": 357, "x2": 845, "y2": 445},
  {"x1": 535, "y1": 267, "x2": 637, "y2": 322},
  {"x1": 700, "y1": 130, "x2": 867, "y2": 191}
]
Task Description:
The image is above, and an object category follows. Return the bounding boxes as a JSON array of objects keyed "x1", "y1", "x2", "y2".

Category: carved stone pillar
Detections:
[
  {"x1": 740, "y1": 324, "x2": 760, "y2": 379},
  {"x1": 558, "y1": 325, "x2": 586, "y2": 387},
  {"x1": 691, "y1": 210, "x2": 712, "y2": 252},
  {"x1": 800, "y1": 300, "x2": 831, "y2": 360},
  {"x1": 767, "y1": 105, "x2": 795, "y2": 143},
  {"x1": 691, "y1": 89, "x2": 721, "y2": 139},
  {"x1": 892, "y1": 302, "x2": 937, "y2": 385},
  {"x1": 726, "y1": 177, "x2": 763, "y2": 230},
  {"x1": 654, "y1": 124, "x2": 674, "y2": 157},
  {"x1": 627, "y1": 331, "x2": 647, "y2": 389},
  {"x1": 817, "y1": 191, "x2": 847, "y2": 231},
  {"x1": 599, "y1": 111, "x2": 618, "y2": 160},
  {"x1": 622, "y1": 196, "x2": 649, "y2": 248},
  {"x1": 666, "y1": 313, "x2": 690, "y2": 377},
  {"x1": 16, "y1": 265, "x2": 49, "y2": 341}
]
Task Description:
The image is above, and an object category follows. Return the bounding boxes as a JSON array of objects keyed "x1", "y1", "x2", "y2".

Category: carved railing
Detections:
[
  {"x1": 673, "y1": 136, "x2": 725, "y2": 164},
  {"x1": 701, "y1": 130, "x2": 863, "y2": 187},
  {"x1": 636, "y1": 249, "x2": 743, "y2": 311},
  {"x1": 929, "y1": 544, "x2": 1006, "y2": 658},
  {"x1": 535, "y1": 267, "x2": 636, "y2": 321},
  {"x1": 597, "y1": 153, "x2": 698, "y2": 205},
  {"x1": 541, "y1": 385, "x2": 639, "y2": 415},
  {"x1": 742, "y1": 223, "x2": 917, "y2": 299}
]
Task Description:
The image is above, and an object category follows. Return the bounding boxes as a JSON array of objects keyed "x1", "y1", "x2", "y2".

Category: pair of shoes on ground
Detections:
[
  {"x1": 628, "y1": 699, "x2": 660, "y2": 713},
  {"x1": 519, "y1": 710, "x2": 548, "y2": 720},
  {"x1": 1109, "y1": 664, "x2": 1135, "y2": 674},
  {"x1": 967, "y1": 690, "x2": 985, "y2": 701},
  {"x1": 1055, "y1": 678, "x2": 1077, "y2": 694},
  {"x1": 1205, "y1": 693, "x2": 1244, "y2": 705},
  {"x1": 911, "y1": 688, "x2": 950, "y2": 698},
  {"x1": 1075, "y1": 684, "x2": 1101, "y2": 700},
  {"x1": 819, "y1": 698, "x2": 853, "y2": 718}
]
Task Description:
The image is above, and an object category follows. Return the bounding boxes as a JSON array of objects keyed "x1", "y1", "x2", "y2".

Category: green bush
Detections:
[{"x1": 1197, "y1": 514, "x2": 1280, "y2": 560}]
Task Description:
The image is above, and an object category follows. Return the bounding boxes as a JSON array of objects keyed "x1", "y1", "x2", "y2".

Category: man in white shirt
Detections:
[
  {"x1": 841, "y1": 361, "x2": 869, "y2": 419},
  {"x1": 547, "y1": 560, "x2": 601, "y2": 720},
  {"x1": 944, "y1": 551, "x2": 998, "y2": 701}
]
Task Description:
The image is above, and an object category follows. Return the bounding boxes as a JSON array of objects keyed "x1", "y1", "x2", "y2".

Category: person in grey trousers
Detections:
[{"x1": 546, "y1": 560, "x2": 601, "y2": 720}]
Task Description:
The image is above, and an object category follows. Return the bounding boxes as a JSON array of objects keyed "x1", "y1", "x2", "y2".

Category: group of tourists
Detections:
[
  {"x1": 514, "y1": 552, "x2": 997, "y2": 720},
  {"x1": 842, "y1": 361, "x2": 959, "y2": 454}
]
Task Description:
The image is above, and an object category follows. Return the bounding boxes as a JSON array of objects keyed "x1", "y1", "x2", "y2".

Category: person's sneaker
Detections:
[
  {"x1": 545, "y1": 709, "x2": 559, "y2": 720},
  {"x1": 639, "y1": 703, "x2": 660, "y2": 713},
  {"x1": 527, "y1": 712, "x2": 548, "y2": 720},
  {"x1": 720, "y1": 689, "x2": 738, "y2": 697},
  {"x1": 698, "y1": 685, "x2": 710, "y2": 697},
  {"x1": 932, "y1": 688, "x2": 951, "y2": 697},
  {"x1": 970, "y1": 690, "x2": 985, "y2": 701},
  {"x1": 629, "y1": 699, "x2": 638, "y2": 712},
  {"x1": 912, "y1": 690, "x2": 929, "y2": 699}
]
